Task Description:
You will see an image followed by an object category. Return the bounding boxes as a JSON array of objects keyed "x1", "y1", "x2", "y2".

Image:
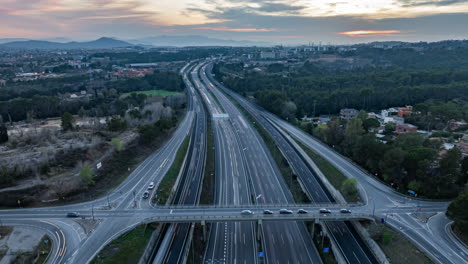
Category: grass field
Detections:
[
  {"x1": 120, "y1": 90, "x2": 180, "y2": 98},
  {"x1": 90, "y1": 225, "x2": 155, "y2": 264},
  {"x1": 295, "y1": 139, "x2": 361, "y2": 203}
]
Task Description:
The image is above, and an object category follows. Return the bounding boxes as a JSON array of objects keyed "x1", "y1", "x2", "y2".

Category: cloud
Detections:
[
  {"x1": 337, "y1": 30, "x2": 402, "y2": 37},
  {"x1": 194, "y1": 26, "x2": 277, "y2": 32},
  {"x1": 399, "y1": 0, "x2": 468, "y2": 7}
]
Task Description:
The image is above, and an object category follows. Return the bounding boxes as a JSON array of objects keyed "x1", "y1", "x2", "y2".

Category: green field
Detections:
[
  {"x1": 90, "y1": 225, "x2": 155, "y2": 264},
  {"x1": 120, "y1": 90, "x2": 180, "y2": 98}
]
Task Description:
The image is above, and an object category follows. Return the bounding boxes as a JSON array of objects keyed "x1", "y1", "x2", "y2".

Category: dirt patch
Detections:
[
  {"x1": 410, "y1": 212, "x2": 437, "y2": 223},
  {"x1": 74, "y1": 219, "x2": 102, "y2": 234}
]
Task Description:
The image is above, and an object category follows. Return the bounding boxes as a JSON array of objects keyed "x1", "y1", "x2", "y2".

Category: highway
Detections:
[
  {"x1": 204, "y1": 63, "x2": 377, "y2": 264},
  {"x1": 191, "y1": 62, "x2": 257, "y2": 264},
  {"x1": 198, "y1": 63, "x2": 322, "y2": 264},
  {"x1": 154, "y1": 62, "x2": 208, "y2": 264}
]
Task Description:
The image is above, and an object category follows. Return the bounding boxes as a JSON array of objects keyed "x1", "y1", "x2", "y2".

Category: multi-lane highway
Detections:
[
  {"x1": 154, "y1": 62, "x2": 208, "y2": 264},
  {"x1": 198, "y1": 62, "x2": 322, "y2": 264},
  {"x1": 191, "y1": 63, "x2": 257, "y2": 263}
]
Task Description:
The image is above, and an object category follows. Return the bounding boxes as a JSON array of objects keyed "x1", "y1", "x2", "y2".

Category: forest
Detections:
[{"x1": 0, "y1": 71, "x2": 184, "y2": 122}]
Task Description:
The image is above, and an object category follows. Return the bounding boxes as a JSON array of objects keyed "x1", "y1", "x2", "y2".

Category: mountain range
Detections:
[
  {"x1": 0, "y1": 37, "x2": 135, "y2": 50},
  {"x1": 0, "y1": 35, "x2": 271, "y2": 49}
]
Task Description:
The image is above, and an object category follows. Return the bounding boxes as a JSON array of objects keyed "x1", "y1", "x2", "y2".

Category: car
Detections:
[
  {"x1": 66, "y1": 212, "x2": 80, "y2": 218},
  {"x1": 297, "y1": 209, "x2": 308, "y2": 214},
  {"x1": 319, "y1": 208, "x2": 332, "y2": 214},
  {"x1": 279, "y1": 209, "x2": 293, "y2": 214},
  {"x1": 340, "y1": 209, "x2": 351, "y2": 214},
  {"x1": 263, "y1": 210, "x2": 273, "y2": 215},
  {"x1": 142, "y1": 191, "x2": 150, "y2": 199},
  {"x1": 148, "y1": 182, "x2": 155, "y2": 190},
  {"x1": 241, "y1": 210, "x2": 254, "y2": 215}
]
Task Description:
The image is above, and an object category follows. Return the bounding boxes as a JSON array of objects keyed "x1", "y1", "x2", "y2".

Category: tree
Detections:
[
  {"x1": 0, "y1": 124, "x2": 8, "y2": 143},
  {"x1": 440, "y1": 147, "x2": 462, "y2": 184},
  {"x1": 78, "y1": 164, "x2": 95, "y2": 185},
  {"x1": 447, "y1": 188, "x2": 468, "y2": 220},
  {"x1": 380, "y1": 148, "x2": 406, "y2": 185},
  {"x1": 61, "y1": 112, "x2": 75, "y2": 131},
  {"x1": 362, "y1": 118, "x2": 380, "y2": 131},
  {"x1": 111, "y1": 137, "x2": 123, "y2": 152},
  {"x1": 341, "y1": 178, "x2": 359, "y2": 200},
  {"x1": 108, "y1": 116, "x2": 128, "y2": 132}
]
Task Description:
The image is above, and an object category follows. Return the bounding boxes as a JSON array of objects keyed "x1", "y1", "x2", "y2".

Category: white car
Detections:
[
  {"x1": 148, "y1": 182, "x2": 155, "y2": 190},
  {"x1": 241, "y1": 210, "x2": 254, "y2": 215}
]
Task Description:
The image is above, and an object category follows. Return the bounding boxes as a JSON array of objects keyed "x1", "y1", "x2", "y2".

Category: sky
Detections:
[{"x1": 1, "y1": 0, "x2": 468, "y2": 45}]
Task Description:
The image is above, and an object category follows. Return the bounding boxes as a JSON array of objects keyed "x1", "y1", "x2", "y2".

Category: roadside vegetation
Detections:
[
  {"x1": 200, "y1": 116, "x2": 215, "y2": 205},
  {"x1": 447, "y1": 187, "x2": 468, "y2": 245},
  {"x1": 120, "y1": 89, "x2": 180, "y2": 98},
  {"x1": 154, "y1": 136, "x2": 190, "y2": 205},
  {"x1": 90, "y1": 224, "x2": 155, "y2": 264},
  {"x1": 295, "y1": 139, "x2": 360, "y2": 202}
]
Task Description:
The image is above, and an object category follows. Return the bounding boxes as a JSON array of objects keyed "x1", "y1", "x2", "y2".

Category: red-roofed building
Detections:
[
  {"x1": 398, "y1": 106, "x2": 413, "y2": 117},
  {"x1": 395, "y1": 123, "x2": 418, "y2": 134}
]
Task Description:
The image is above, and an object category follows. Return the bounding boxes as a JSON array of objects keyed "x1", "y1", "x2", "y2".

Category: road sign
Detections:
[
  {"x1": 323, "y1": 248, "x2": 330, "y2": 253},
  {"x1": 258, "y1": 252, "x2": 264, "y2": 258}
]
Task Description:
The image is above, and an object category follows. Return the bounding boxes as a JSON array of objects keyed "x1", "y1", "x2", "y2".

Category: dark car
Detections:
[
  {"x1": 142, "y1": 191, "x2": 150, "y2": 199},
  {"x1": 263, "y1": 210, "x2": 273, "y2": 215},
  {"x1": 319, "y1": 208, "x2": 332, "y2": 214},
  {"x1": 297, "y1": 209, "x2": 308, "y2": 214},
  {"x1": 340, "y1": 209, "x2": 352, "y2": 214},
  {"x1": 67, "y1": 212, "x2": 80, "y2": 218},
  {"x1": 279, "y1": 209, "x2": 293, "y2": 214}
]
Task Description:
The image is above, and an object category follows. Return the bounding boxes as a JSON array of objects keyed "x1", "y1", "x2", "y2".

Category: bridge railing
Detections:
[
  {"x1": 153, "y1": 203, "x2": 365, "y2": 210},
  {"x1": 142, "y1": 213, "x2": 375, "y2": 223}
]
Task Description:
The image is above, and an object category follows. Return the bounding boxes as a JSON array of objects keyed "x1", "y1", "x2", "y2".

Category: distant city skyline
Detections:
[{"x1": 1, "y1": 0, "x2": 468, "y2": 45}]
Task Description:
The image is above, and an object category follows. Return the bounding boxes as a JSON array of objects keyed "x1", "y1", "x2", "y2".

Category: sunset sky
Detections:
[{"x1": 1, "y1": 0, "x2": 468, "y2": 44}]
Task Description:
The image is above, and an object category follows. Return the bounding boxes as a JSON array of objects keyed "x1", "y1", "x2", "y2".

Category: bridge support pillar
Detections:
[
  {"x1": 201, "y1": 220, "x2": 207, "y2": 241},
  {"x1": 257, "y1": 219, "x2": 263, "y2": 240},
  {"x1": 311, "y1": 219, "x2": 319, "y2": 238}
]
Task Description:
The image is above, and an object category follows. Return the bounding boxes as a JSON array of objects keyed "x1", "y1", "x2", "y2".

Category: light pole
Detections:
[{"x1": 91, "y1": 204, "x2": 95, "y2": 221}]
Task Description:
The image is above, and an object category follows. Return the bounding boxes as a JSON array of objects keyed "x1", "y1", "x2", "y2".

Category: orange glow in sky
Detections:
[
  {"x1": 337, "y1": 30, "x2": 401, "y2": 37},
  {"x1": 194, "y1": 27, "x2": 277, "y2": 32}
]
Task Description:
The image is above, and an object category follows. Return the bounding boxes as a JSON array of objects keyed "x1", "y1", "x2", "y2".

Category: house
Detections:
[
  {"x1": 458, "y1": 134, "x2": 468, "y2": 157},
  {"x1": 367, "y1": 112, "x2": 377, "y2": 119},
  {"x1": 340, "y1": 108, "x2": 359, "y2": 120},
  {"x1": 447, "y1": 120, "x2": 467, "y2": 131},
  {"x1": 384, "y1": 116, "x2": 405, "y2": 125},
  {"x1": 398, "y1": 106, "x2": 413, "y2": 117},
  {"x1": 395, "y1": 123, "x2": 418, "y2": 134}
]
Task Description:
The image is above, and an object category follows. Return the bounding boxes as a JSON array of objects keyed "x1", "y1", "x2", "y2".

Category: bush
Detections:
[
  {"x1": 341, "y1": 178, "x2": 358, "y2": 198},
  {"x1": 111, "y1": 138, "x2": 123, "y2": 152},
  {"x1": 79, "y1": 164, "x2": 95, "y2": 185},
  {"x1": 108, "y1": 116, "x2": 128, "y2": 132}
]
